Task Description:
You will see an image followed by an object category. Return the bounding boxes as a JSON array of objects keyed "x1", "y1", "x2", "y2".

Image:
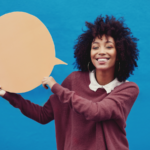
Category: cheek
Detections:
[
  {"x1": 90, "y1": 49, "x2": 97, "y2": 57},
  {"x1": 112, "y1": 49, "x2": 117, "y2": 60}
]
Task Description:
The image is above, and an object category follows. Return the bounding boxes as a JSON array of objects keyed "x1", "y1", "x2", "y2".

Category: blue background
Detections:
[{"x1": 0, "y1": 0, "x2": 148, "y2": 149}]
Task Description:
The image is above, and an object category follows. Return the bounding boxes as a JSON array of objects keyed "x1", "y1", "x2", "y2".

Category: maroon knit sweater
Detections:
[{"x1": 2, "y1": 71, "x2": 139, "y2": 150}]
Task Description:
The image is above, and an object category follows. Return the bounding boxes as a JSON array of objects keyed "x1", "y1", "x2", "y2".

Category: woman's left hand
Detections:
[{"x1": 42, "y1": 76, "x2": 57, "y2": 89}]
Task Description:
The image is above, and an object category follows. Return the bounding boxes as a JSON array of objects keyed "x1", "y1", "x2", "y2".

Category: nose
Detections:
[{"x1": 98, "y1": 47, "x2": 106, "y2": 55}]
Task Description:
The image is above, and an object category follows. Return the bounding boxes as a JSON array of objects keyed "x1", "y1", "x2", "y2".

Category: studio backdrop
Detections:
[{"x1": 0, "y1": 0, "x2": 148, "y2": 150}]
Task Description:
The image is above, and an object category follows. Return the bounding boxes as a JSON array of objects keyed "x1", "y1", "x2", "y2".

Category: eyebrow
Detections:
[
  {"x1": 92, "y1": 41, "x2": 114, "y2": 44},
  {"x1": 92, "y1": 42, "x2": 99, "y2": 44},
  {"x1": 106, "y1": 41, "x2": 114, "y2": 44}
]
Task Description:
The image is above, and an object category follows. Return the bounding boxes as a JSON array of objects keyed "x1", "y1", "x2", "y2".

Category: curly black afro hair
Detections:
[{"x1": 73, "y1": 15, "x2": 139, "y2": 82}]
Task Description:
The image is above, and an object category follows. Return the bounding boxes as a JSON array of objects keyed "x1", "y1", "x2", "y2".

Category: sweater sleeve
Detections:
[
  {"x1": 2, "y1": 92, "x2": 54, "y2": 124},
  {"x1": 51, "y1": 82, "x2": 139, "y2": 123}
]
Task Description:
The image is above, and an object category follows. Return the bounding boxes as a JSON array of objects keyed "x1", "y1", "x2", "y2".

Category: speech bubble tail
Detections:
[{"x1": 54, "y1": 57, "x2": 67, "y2": 65}]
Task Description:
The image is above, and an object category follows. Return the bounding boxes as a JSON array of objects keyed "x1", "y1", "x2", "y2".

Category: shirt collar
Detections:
[{"x1": 89, "y1": 70, "x2": 126, "y2": 94}]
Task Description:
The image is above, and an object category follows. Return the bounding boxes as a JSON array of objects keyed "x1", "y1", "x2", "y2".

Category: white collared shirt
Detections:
[{"x1": 89, "y1": 70, "x2": 128, "y2": 94}]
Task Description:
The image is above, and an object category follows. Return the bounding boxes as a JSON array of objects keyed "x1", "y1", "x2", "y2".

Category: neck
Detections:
[{"x1": 95, "y1": 68, "x2": 115, "y2": 85}]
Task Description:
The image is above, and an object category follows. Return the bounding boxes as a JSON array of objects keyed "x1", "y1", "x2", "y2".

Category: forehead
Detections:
[{"x1": 92, "y1": 35, "x2": 115, "y2": 44}]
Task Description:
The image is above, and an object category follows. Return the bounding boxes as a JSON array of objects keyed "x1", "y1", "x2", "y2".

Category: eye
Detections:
[
  {"x1": 106, "y1": 46, "x2": 113, "y2": 49},
  {"x1": 92, "y1": 47, "x2": 98, "y2": 49}
]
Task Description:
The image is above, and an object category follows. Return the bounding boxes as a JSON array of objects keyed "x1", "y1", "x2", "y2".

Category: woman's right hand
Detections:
[{"x1": 0, "y1": 86, "x2": 6, "y2": 96}]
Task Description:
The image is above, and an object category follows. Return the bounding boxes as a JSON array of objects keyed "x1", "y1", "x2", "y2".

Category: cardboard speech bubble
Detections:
[{"x1": 0, "y1": 12, "x2": 67, "y2": 93}]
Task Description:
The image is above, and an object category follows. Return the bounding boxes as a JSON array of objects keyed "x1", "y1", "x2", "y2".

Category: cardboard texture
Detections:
[{"x1": 0, "y1": 12, "x2": 67, "y2": 93}]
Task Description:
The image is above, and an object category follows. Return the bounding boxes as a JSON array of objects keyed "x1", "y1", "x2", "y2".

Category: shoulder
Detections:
[
  {"x1": 111, "y1": 81, "x2": 139, "y2": 98},
  {"x1": 120, "y1": 81, "x2": 139, "y2": 92}
]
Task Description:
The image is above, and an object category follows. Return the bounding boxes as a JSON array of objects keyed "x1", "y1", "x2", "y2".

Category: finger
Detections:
[
  {"x1": 42, "y1": 81, "x2": 48, "y2": 85},
  {"x1": 42, "y1": 78, "x2": 48, "y2": 82},
  {"x1": 42, "y1": 78, "x2": 47, "y2": 82},
  {"x1": 42, "y1": 79, "x2": 46, "y2": 82},
  {"x1": 43, "y1": 77, "x2": 48, "y2": 80}
]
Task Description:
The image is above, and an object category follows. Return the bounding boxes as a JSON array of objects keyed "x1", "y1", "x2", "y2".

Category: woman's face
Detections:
[{"x1": 90, "y1": 35, "x2": 117, "y2": 71}]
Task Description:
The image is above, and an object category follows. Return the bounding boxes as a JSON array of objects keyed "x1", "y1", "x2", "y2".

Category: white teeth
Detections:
[{"x1": 97, "y1": 59, "x2": 108, "y2": 62}]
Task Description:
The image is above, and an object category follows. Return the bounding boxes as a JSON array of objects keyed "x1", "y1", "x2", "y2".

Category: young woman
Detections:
[{"x1": 0, "y1": 15, "x2": 139, "y2": 150}]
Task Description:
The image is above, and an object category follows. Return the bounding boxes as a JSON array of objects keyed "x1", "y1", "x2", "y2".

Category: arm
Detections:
[
  {"x1": 51, "y1": 82, "x2": 139, "y2": 124},
  {"x1": 2, "y1": 92, "x2": 54, "y2": 124}
]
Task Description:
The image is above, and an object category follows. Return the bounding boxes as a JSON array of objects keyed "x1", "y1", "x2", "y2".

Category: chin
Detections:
[
  {"x1": 95, "y1": 65, "x2": 114, "y2": 71},
  {"x1": 94, "y1": 65, "x2": 108, "y2": 70},
  {"x1": 96, "y1": 68, "x2": 109, "y2": 71}
]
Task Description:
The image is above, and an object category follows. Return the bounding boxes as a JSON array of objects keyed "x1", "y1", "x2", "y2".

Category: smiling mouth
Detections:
[{"x1": 96, "y1": 58, "x2": 110, "y2": 62}]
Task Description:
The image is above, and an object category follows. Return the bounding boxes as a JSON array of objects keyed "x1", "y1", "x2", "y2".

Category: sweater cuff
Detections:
[
  {"x1": 51, "y1": 83, "x2": 62, "y2": 95},
  {"x1": 2, "y1": 91, "x2": 12, "y2": 101}
]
